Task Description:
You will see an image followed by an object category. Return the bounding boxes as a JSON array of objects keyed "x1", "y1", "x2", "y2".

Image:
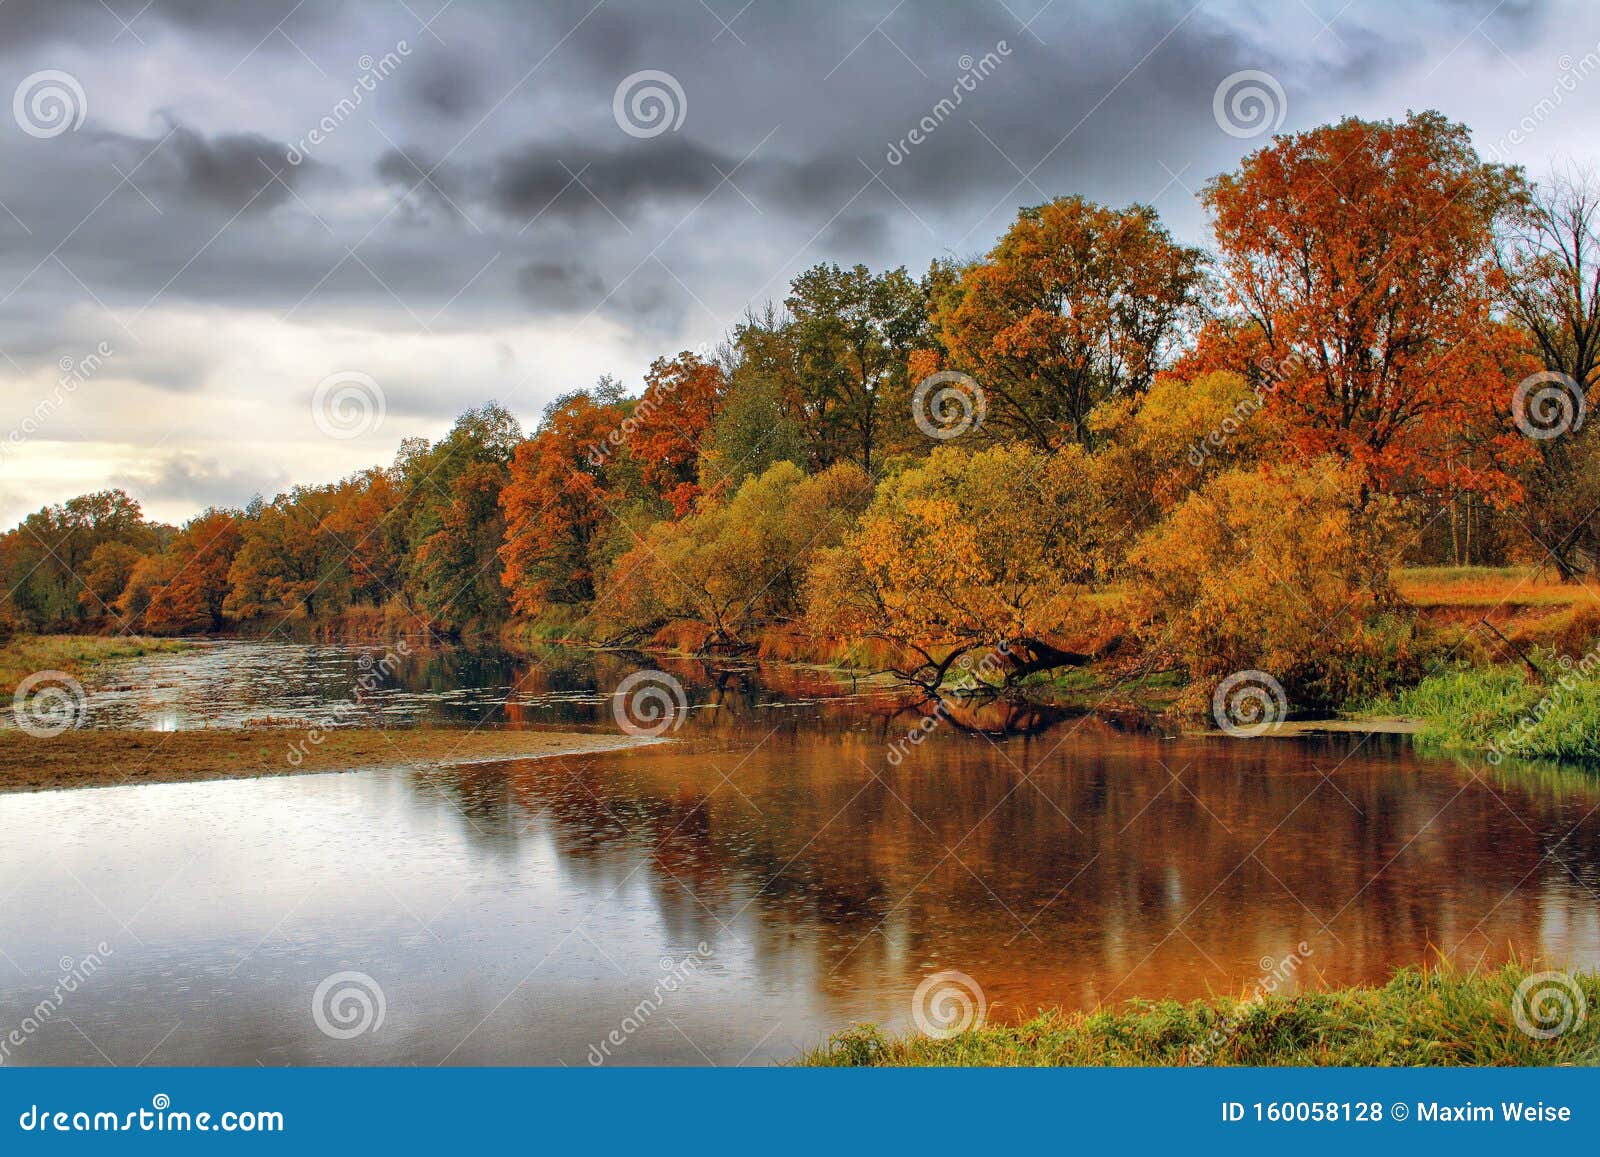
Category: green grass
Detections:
[
  {"x1": 801, "y1": 965, "x2": 1600, "y2": 1066},
  {"x1": 0, "y1": 634, "x2": 190, "y2": 695},
  {"x1": 1374, "y1": 661, "x2": 1600, "y2": 763}
]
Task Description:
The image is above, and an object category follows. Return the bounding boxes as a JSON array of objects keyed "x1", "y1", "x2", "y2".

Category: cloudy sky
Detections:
[{"x1": 0, "y1": 0, "x2": 1595, "y2": 527}]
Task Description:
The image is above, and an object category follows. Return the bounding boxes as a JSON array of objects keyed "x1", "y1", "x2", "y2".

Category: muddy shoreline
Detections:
[{"x1": 0, "y1": 727, "x2": 653, "y2": 794}]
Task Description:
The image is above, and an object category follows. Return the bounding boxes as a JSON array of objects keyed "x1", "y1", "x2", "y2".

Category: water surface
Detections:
[{"x1": 2, "y1": 641, "x2": 1597, "y2": 1065}]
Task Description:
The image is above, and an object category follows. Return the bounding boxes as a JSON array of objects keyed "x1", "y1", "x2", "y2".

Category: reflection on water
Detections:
[{"x1": 2, "y1": 641, "x2": 1598, "y2": 1065}]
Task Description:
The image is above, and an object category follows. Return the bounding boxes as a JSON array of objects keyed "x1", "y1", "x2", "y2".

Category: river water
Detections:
[{"x1": 2, "y1": 641, "x2": 1597, "y2": 1065}]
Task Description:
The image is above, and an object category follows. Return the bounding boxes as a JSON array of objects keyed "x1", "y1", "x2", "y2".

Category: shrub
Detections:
[{"x1": 1129, "y1": 459, "x2": 1417, "y2": 712}]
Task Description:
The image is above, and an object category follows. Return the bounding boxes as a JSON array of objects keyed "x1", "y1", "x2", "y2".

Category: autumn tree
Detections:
[
  {"x1": 323, "y1": 468, "x2": 407, "y2": 606},
  {"x1": 808, "y1": 443, "x2": 1114, "y2": 691},
  {"x1": 926, "y1": 197, "x2": 1207, "y2": 449},
  {"x1": 624, "y1": 351, "x2": 725, "y2": 516},
  {"x1": 603, "y1": 461, "x2": 872, "y2": 647},
  {"x1": 1203, "y1": 111, "x2": 1530, "y2": 495},
  {"x1": 1089, "y1": 370, "x2": 1288, "y2": 543},
  {"x1": 224, "y1": 487, "x2": 343, "y2": 622},
  {"x1": 138, "y1": 510, "x2": 244, "y2": 634},
  {"x1": 0, "y1": 489, "x2": 160, "y2": 629},
  {"x1": 499, "y1": 384, "x2": 628, "y2": 616},
  {"x1": 1130, "y1": 460, "x2": 1415, "y2": 712}
]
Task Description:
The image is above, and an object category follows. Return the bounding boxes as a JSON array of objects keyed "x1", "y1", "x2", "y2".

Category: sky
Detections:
[{"x1": 0, "y1": 0, "x2": 1596, "y2": 528}]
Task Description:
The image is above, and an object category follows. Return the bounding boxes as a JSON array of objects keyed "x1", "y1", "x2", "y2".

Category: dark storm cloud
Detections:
[
  {"x1": 408, "y1": 49, "x2": 489, "y2": 121},
  {"x1": 517, "y1": 260, "x2": 608, "y2": 309},
  {"x1": 158, "y1": 125, "x2": 322, "y2": 214},
  {"x1": 0, "y1": 0, "x2": 1577, "y2": 425}
]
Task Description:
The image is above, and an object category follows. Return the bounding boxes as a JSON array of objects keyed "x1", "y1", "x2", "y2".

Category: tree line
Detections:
[{"x1": 4, "y1": 111, "x2": 1597, "y2": 712}]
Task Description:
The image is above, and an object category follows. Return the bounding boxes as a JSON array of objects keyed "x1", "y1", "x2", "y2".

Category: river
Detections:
[{"x1": 2, "y1": 640, "x2": 1597, "y2": 1065}]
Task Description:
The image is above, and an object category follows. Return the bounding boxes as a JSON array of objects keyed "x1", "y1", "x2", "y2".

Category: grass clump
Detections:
[
  {"x1": 801, "y1": 965, "x2": 1600, "y2": 1067},
  {"x1": 1378, "y1": 659, "x2": 1600, "y2": 763},
  {"x1": 0, "y1": 634, "x2": 190, "y2": 695}
]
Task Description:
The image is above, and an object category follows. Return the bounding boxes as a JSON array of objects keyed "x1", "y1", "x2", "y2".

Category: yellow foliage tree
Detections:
[
  {"x1": 1089, "y1": 370, "x2": 1287, "y2": 544},
  {"x1": 808, "y1": 443, "x2": 1114, "y2": 691},
  {"x1": 1128, "y1": 459, "x2": 1414, "y2": 712},
  {"x1": 602, "y1": 461, "x2": 872, "y2": 647}
]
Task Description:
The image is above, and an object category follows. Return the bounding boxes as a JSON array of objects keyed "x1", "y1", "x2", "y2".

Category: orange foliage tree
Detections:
[
  {"x1": 926, "y1": 197, "x2": 1207, "y2": 449},
  {"x1": 140, "y1": 510, "x2": 244, "y2": 634},
  {"x1": 623, "y1": 352, "x2": 724, "y2": 516},
  {"x1": 499, "y1": 388, "x2": 628, "y2": 616},
  {"x1": 1203, "y1": 111, "x2": 1532, "y2": 495}
]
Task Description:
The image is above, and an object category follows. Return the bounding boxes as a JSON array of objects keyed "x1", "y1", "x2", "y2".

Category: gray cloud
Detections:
[
  {"x1": 111, "y1": 452, "x2": 290, "y2": 512},
  {"x1": 0, "y1": 0, "x2": 1583, "y2": 526}
]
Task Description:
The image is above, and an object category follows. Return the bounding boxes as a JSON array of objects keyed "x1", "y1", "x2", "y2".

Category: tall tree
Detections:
[
  {"x1": 1496, "y1": 169, "x2": 1600, "y2": 577},
  {"x1": 1203, "y1": 111, "x2": 1530, "y2": 495},
  {"x1": 400, "y1": 402, "x2": 523, "y2": 630},
  {"x1": 787, "y1": 263, "x2": 928, "y2": 472},
  {"x1": 500, "y1": 385, "x2": 628, "y2": 616},
  {"x1": 625, "y1": 351, "x2": 725, "y2": 516},
  {"x1": 927, "y1": 197, "x2": 1207, "y2": 449}
]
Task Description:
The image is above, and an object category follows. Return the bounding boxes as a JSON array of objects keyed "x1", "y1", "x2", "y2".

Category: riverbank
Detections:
[
  {"x1": 0, "y1": 634, "x2": 192, "y2": 695},
  {"x1": 0, "y1": 727, "x2": 652, "y2": 793},
  {"x1": 1370, "y1": 664, "x2": 1600, "y2": 763},
  {"x1": 803, "y1": 965, "x2": 1600, "y2": 1066}
]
